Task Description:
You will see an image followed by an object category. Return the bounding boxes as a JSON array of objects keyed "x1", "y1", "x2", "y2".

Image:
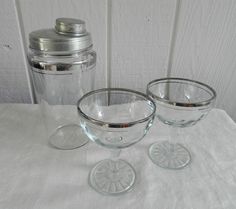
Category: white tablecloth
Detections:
[{"x1": 0, "y1": 104, "x2": 236, "y2": 209}]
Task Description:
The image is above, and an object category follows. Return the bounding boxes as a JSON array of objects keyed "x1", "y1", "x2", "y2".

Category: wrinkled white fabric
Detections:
[{"x1": 0, "y1": 104, "x2": 236, "y2": 209}]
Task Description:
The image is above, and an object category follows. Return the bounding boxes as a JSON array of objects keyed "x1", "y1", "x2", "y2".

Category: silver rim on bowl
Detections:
[
  {"x1": 77, "y1": 88, "x2": 156, "y2": 128},
  {"x1": 147, "y1": 77, "x2": 217, "y2": 107}
]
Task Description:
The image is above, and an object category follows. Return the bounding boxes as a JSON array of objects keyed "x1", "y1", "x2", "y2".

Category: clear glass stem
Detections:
[
  {"x1": 169, "y1": 126, "x2": 178, "y2": 143},
  {"x1": 110, "y1": 149, "x2": 121, "y2": 161}
]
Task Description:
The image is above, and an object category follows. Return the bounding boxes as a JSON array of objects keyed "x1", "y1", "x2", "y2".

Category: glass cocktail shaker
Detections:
[{"x1": 28, "y1": 18, "x2": 96, "y2": 149}]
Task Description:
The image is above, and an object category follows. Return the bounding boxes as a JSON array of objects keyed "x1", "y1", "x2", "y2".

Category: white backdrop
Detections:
[{"x1": 1, "y1": 0, "x2": 236, "y2": 121}]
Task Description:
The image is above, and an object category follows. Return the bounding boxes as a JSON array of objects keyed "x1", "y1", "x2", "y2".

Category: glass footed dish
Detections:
[
  {"x1": 147, "y1": 78, "x2": 216, "y2": 169},
  {"x1": 77, "y1": 88, "x2": 156, "y2": 195}
]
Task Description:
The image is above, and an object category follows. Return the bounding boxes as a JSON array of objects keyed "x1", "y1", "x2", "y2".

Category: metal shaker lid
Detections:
[
  {"x1": 55, "y1": 18, "x2": 87, "y2": 35},
  {"x1": 29, "y1": 18, "x2": 92, "y2": 53}
]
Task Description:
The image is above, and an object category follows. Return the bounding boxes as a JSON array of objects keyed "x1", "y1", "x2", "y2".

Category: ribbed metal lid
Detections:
[{"x1": 29, "y1": 18, "x2": 92, "y2": 52}]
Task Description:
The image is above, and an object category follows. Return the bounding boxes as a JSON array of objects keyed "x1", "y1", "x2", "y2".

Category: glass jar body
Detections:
[{"x1": 28, "y1": 49, "x2": 96, "y2": 149}]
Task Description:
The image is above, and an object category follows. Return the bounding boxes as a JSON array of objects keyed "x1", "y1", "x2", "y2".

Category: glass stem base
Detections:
[
  {"x1": 89, "y1": 159, "x2": 136, "y2": 195},
  {"x1": 149, "y1": 141, "x2": 191, "y2": 169},
  {"x1": 49, "y1": 124, "x2": 89, "y2": 150}
]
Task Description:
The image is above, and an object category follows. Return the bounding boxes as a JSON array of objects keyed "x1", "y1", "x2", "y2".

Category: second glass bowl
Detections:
[{"x1": 147, "y1": 78, "x2": 216, "y2": 169}]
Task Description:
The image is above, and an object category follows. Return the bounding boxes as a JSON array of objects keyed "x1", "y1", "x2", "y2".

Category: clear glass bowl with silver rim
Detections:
[
  {"x1": 77, "y1": 88, "x2": 156, "y2": 195},
  {"x1": 147, "y1": 78, "x2": 216, "y2": 169}
]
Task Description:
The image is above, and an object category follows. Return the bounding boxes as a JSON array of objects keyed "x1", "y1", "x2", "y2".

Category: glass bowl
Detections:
[
  {"x1": 77, "y1": 88, "x2": 156, "y2": 195},
  {"x1": 147, "y1": 78, "x2": 216, "y2": 169}
]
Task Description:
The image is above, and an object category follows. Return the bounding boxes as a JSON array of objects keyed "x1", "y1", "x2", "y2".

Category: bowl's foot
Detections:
[
  {"x1": 89, "y1": 159, "x2": 136, "y2": 195},
  {"x1": 149, "y1": 141, "x2": 191, "y2": 169}
]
